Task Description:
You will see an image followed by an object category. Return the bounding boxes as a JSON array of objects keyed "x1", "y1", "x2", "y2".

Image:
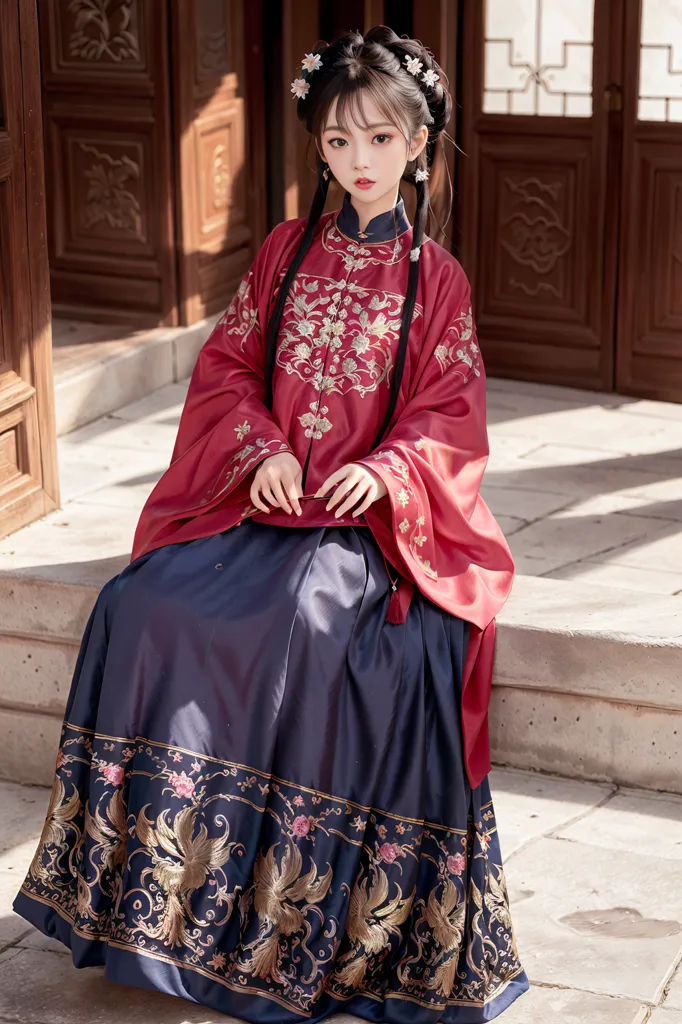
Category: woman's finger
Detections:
[
  {"x1": 325, "y1": 471, "x2": 360, "y2": 511},
  {"x1": 315, "y1": 468, "x2": 347, "y2": 498},
  {"x1": 249, "y1": 480, "x2": 271, "y2": 514},
  {"x1": 351, "y1": 491, "x2": 376, "y2": 518},
  {"x1": 333, "y1": 481, "x2": 368, "y2": 518},
  {"x1": 283, "y1": 473, "x2": 303, "y2": 516},
  {"x1": 271, "y1": 477, "x2": 292, "y2": 515},
  {"x1": 260, "y1": 480, "x2": 279, "y2": 508}
]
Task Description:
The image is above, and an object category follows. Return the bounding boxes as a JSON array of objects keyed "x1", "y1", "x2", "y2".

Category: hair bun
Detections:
[{"x1": 364, "y1": 28, "x2": 451, "y2": 142}]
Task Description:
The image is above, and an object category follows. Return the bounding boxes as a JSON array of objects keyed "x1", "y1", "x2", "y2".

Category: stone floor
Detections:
[
  {"x1": 485, "y1": 379, "x2": 682, "y2": 596},
  {"x1": 2, "y1": 766, "x2": 682, "y2": 1023}
]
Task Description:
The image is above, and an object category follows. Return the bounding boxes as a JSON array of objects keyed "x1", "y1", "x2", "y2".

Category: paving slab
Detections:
[
  {"x1": 553, "y1": 490, "x2": 682, "y2": 524},
  {"x1": 0, "y1": 781, "x2": 50, "y2": 857},
  {"x1": 505, "y1": 836, "x2": 682, "y2": 1003},
  {"x1": 664, "y1": 959, "x2": 682, "y2": 1009},
  {"x1": 650, "y1": 1010, "x2": 682, "y2": 1023},
  {"x1": 480, "y1": 483, "x2": 571, "y2": 522},
  {"x1": 507, "y1": 508, "x2": 659, "y2": 576},
  {"x1": 0, "y1": 503, "x2": 136, "y2": 588},
  {"x1": 589, "y1": 526, "x2": 682, "y2": 572},
  {"x1": 109, "y1": 380, "x2": 188, "y2": 422},
  {"x1": 488, "y1": 766, "x2": 615, "y2": 858},
  {"x1": 56, "y1": 439, "x2": 168, "y2": 504},
  {"x1": 488, "y1": 985, "x2": 644, "y2": 1023},
  {"x1": 553, "y1": 788, "x2": 682, "y2": 860},
  {"x1": 486, "y1": 455, "x2": 666, "y2": 500},
  {"x1": 0, "y1": 872, "x2": 34, "y2": 951},
  {"x1": 0, "y1": 946, "x2": 377, "y2": 1024},
  {"x1": 61, "y1": 416, "x2": 178, "y2": 455},
  {"x1": 545, "y1": 560, "x2": 682, "y2": 596}
]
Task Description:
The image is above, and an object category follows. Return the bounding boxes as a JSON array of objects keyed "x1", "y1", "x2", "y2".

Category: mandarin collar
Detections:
[{"x1": 336, "y1": 191, "x2": 410, "y2": 243}]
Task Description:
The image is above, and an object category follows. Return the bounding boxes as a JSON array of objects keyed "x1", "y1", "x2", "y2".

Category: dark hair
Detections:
[{"x1": 264, "y1": 26, "x2": 453, "y2": 449}]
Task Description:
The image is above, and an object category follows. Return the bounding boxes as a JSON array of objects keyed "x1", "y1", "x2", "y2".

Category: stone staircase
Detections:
[{"x1": 0, "y1": 376, "x2": 681, "y2": 793}]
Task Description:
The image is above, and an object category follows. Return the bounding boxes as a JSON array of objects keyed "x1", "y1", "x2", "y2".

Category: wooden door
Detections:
[
  {"x1": 615, "y1": 0, "x2": 682, "y2": 401},
  {"x1": 39, "y1": 0, "x2": 177, "y2": 327},
  {"x1": 0, "y1": 0, "x2": 59, "y2": 540},
  {"x1": 458, "y1": 1, "x2": 621, "y2": 391},
  {"x1": 170, "y1": 0, "x2": 254, "y2": 325}
]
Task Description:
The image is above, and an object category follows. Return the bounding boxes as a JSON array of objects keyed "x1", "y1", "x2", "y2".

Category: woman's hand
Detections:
[
  {"x1": 250, "y1": 452, "x2": 303, "y2": 515},
  {"x1": 315, "y1": 463, "x2": 388, "y2": 519}
]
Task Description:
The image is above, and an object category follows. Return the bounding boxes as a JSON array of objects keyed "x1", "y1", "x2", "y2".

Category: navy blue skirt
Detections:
[{"x1": 13, "y1": 521, "x2": 529, "y2": 1022}]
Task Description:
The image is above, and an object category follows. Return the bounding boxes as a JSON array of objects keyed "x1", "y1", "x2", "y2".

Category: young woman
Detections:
[{"x1": 14, "y1": 27, "x2": 530, "y2": 1023}]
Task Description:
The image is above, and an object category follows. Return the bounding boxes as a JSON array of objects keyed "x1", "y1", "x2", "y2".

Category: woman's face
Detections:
[{"x1": 319, "y1": 93, "x2": 427, "y2": 207}]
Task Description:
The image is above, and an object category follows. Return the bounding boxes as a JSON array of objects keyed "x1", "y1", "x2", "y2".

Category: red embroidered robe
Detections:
[{"x1": 131, "y1": 209, "x2": 514, "y2": 790}]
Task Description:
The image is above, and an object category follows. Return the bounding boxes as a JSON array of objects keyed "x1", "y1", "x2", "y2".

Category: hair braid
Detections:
[
  {"x1": 264, "y1": 167, "x2": 330, "y2": 410},
  {"x1": 372, "y1": 176, "x2": 430, "y2": 449}
]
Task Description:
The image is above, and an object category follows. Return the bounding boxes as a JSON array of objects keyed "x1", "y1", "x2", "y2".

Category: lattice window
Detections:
[
  {"x1": 483, "y1": 0, "x2": 595, "y2": 117},
  {"x1": 638, "y1": 0, "x2": 682, "y2": 122}
]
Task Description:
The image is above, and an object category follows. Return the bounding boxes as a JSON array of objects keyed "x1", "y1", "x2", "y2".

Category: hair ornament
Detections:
[
  {"x1": 302, "y1": 52, "x2": 323, "y2": 73},
  {"x1": 421, "y1": 68, "x2": 440, "y2": 88},
  {"x1": 404, "y1": 55, "x2": 423, "y2": 77},
  {"x1": 410, "y1": 247, "x2": 421, "y2": 262},
  {"x1": 291, "y1": 78, "x2": 310, "y2": 99},
  {"x1": 414, "y1": 167, "x2": 429, "y2": 182},
  {"x1": 292, "y1": 53, "x2": 323, "y2": 100}
]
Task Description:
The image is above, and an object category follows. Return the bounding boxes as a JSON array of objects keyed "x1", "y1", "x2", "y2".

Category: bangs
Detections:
[{"x1": 317, "y1": 70, "x2": 413, "y2": 142}]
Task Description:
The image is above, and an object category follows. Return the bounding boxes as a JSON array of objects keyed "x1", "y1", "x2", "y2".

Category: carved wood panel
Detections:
[
  {"x1": 39, "y1": 0, "x2": 177, "y2": 325},
  {"x1": 171, "y1": 0, "x2": 251, "y2": 325},
  {"x1": 0, "y1": 0, "x2": 58, "y2": 540}
]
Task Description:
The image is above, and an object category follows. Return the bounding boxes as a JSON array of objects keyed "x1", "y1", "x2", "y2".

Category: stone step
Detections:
[
  {"x1": 53, "y1": 315, "x2": 218, "y2": 435},
  {"x1": 1, "y1": 549, "x2": 680, "y2": 793},
  {"x1": 491, "y1": 576, "x2": 682, "y2": 794}
]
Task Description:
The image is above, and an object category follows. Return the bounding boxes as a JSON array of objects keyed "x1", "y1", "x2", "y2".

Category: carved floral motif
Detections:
[
  {"x1": 79, "y1": 142, "x2": 143, "y2": 239},
  {"x1": 67, "y1": 0, "x2": 140, "y2": 64}
]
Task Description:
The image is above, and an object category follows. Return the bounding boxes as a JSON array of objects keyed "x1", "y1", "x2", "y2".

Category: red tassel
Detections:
[
  {"x1": 386, "y1": 585, "x2": 404, "y2": 624},
  {"x1": 385, "y1": 577, "x2": 415, "y2": 624}
]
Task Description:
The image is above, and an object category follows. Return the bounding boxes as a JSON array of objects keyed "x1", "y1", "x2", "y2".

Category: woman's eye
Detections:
[
  {"x1": 328, "y1": 138, "x2": 347, "y2": 148},
  {"x1": 373, "y1": 134, "x2": 391, "y2": 144}
]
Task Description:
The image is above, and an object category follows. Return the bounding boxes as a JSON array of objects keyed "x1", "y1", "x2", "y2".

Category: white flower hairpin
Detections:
[
  {"x1": 414, "y1": 168, "x2": 429, "y2": 182},
  {"x1": 291, "y1": 78, "x2": 310, "y2": 99},
  {"x1": 403, "y1": 54, "x2": 440, "y2": 89},
  {"x1": 293, "y1": 48, "x2": 439, "y2": 102},
  {"x1": 291, "y1": 53, "x2": 322, "y2": 99},
  {"x1": 410, "y1": 247, "x2": 421, "y2": 262}
]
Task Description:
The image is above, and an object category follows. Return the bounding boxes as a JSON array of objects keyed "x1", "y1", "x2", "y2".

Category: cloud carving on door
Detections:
[{"x1": 500, "y1": 175, "x2": 571, "y2": 298}]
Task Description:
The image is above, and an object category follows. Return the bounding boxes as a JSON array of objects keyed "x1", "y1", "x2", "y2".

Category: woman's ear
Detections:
[{"x1": 409, "y1": 125, "x2": 429, "y2": 161}]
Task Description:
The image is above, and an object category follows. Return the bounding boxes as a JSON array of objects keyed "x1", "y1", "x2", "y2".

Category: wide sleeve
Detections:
[
  {"x1": 130, "y1": 223, "x2": 298, "y2": 561},
  {"x1": 357, "y1": 268, "x2": 514, "y2": 631}
]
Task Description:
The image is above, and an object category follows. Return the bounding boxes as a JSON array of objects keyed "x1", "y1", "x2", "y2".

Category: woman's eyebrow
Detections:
[{"x1": 323, "y1": 122, "x2": 395, "y2": 132}]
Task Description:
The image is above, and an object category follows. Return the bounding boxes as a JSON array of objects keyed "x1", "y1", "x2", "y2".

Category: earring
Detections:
[{"x1": 322, "y1": 164, "x2": 330, "y2": 181}]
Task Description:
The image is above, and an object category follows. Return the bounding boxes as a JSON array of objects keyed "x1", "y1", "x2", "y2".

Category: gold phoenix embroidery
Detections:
[{"x1": 19, "y1": 723, "x2": 526, "y2": 1017}]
